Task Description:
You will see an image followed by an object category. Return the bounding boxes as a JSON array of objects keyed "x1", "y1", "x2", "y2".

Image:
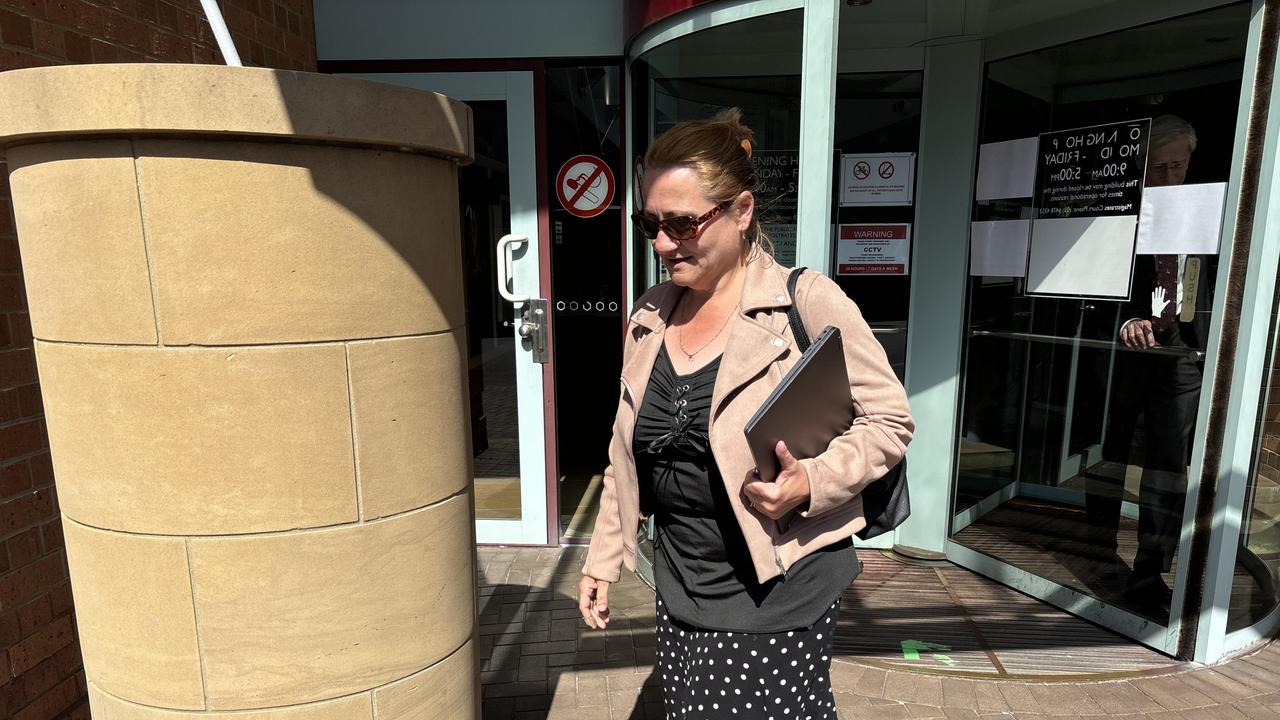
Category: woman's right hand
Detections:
[{"x1": 578, "y1": 575, "x2": 611, "y2": 629}]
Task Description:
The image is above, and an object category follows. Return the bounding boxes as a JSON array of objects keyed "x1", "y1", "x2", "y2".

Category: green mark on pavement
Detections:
[{"x1": 901, "y1": 640, "x2": 958, "y2": 667}]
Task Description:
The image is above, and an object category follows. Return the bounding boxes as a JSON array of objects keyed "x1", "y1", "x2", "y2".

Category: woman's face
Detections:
[{"x1": 641, "y1": 165, "x2": 753, "y2": 293}]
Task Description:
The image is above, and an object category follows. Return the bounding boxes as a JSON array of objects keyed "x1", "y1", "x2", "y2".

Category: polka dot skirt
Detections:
[{"x1": 654, "y1": 596, "x2": 839, "y2": 719}]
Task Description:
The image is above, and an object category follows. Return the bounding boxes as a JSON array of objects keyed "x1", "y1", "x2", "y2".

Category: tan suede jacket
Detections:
[{"x1": 582, "y1": 256, "x2": 914, "y2": 585}]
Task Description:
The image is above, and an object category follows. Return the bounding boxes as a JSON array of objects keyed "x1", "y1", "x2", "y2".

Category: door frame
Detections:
[{"x1": 327, "y1": 61, "x2": 560, "y2": 546}]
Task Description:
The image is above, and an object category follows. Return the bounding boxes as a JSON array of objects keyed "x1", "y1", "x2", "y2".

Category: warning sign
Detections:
[
  {"x1": 836, "y1": 223, "x2": 912, "y2": 276},
  {"x1": 556, "y1": 155, "x2": 615, "y2": 219}
]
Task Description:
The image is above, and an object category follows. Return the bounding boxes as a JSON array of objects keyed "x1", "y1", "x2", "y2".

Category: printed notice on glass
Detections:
[
  {"x1": 1025, "y1": 119, "x2": 1150, "y2": 299},
  {"x1": 753, "y1": 150, "x2": 799, "y2": 266},
  {"x1": 836, "y1": 223, "x2": 911, "y2": 276},
  {"x1": 764, "y1": 223, "x2": 797, "y2": 267},
  {"x1": 840, "y1": 153, "x2": 915, "y2": 206}
]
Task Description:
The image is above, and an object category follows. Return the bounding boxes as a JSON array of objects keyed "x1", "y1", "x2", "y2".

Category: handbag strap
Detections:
[{"x1": 786, "y1": 267, "x2": 811, "y2": 352}]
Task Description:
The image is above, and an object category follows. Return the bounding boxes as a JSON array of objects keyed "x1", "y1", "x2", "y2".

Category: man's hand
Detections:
[
  {"x1": 1120, "y1": 319, "x2": 1159, "y2": 349},
  {"x1": 578, "y1": 575, "x2": 611, "y2": 629},
  {"x1": 743, "y1": 441, "x2": 811, "y2": 520}
]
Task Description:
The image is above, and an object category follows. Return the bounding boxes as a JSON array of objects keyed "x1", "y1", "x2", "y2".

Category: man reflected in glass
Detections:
[{"x1": 1086, "y1": 115, "x2": 1203, "y2": 618}]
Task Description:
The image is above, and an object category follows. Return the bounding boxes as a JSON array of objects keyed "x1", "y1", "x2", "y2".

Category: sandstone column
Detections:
[{"x1": 0, "y1": 64, "x2": 478, "y2": 718}]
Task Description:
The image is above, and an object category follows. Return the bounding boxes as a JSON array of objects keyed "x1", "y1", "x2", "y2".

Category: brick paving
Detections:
[{"x1": 477, "y1": 546, "x2": 1280, "y2": 719}]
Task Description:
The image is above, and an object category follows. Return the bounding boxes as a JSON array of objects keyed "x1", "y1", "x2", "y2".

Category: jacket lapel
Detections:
[
  {"x1": 619, "y1": 283, "x2": 680, "y2": 406},
  {"x1": 709, "y1": 258, "x2": 795, "y2": 422}
]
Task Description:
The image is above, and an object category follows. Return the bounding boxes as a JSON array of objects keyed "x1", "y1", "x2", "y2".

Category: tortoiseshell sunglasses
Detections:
[{"x1": 631, "y1": 202, "x2": 730, "y2": 242}]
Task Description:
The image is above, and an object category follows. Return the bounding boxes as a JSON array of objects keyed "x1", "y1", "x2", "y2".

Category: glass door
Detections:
[
  {"x1": 347, "y1": 71, "x2": 549, "y2": 545},
  {"x1": 947, "y1": 4, "x2": 1251, "y2": 655}
]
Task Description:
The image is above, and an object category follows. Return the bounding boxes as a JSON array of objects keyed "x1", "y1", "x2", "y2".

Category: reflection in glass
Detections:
[
  {"x1": 1230, "y1": 291, "x2": 1280, "y2": 631},
  {"x1": 546, "y1": 65, "x2": 626, "y2": 541},
  {"x1": 951, "y1": 3, "x2": 1249, "y2": 627},
  {"x1": 459, "y1": 101, "x2": 521, "y2": 520},
  {"x1": 634, "y1": 10, "x2": 803, "y2": 271}
]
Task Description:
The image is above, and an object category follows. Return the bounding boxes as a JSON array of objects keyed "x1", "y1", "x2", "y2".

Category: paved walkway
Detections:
[{"x1": 477, "y1": 547, "x2": 1280, "y2": 719}]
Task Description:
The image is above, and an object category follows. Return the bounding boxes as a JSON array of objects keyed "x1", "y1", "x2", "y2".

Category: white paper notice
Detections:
[
  {"x1": 975, "y1": 137, "x2": 1038, "y2": 201},
  {"x1": 970, "y1": 220, "x2": 1031, "y2": 277},
  {"x1": 1026, "y1": 216, "x2": 1137, "y2": 298},
  {"x1": 1136, "y1": 182, "x2": 1227, "y2": 255}
]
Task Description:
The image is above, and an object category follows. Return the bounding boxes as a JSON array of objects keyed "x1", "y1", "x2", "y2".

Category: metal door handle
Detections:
[{"x1": 496, "y1": 233, "x2": 529, "y2": 303}]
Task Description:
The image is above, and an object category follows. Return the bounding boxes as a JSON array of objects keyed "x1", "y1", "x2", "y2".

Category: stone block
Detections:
[
  {"x1": 373, "y1": 639, "x2": 477, "y2": 720},
  {"x1": 189, "y1": 494, "x2": 475, "y2": 708},
  {"x1": 63, "y1": 520, "x2": 203, "y2": 709},
  {"x1": 88, "y1": 683, "x2": 374, "y2": 720},
  {"x1": 37, "y1": 341, "x2": 357, "y2": 534},
  {"x1": 348, "y1": 333, "x2": 470, "y2": 519},
  {"x1": 135, "y1": 140, "x2": 464, "y2": 345},
  {"x1": 0, "y1": 65, "x2": 472, "y2": 161},
  {"x1": 7, "y1": 141, "x2": 157, "y2": 344}
]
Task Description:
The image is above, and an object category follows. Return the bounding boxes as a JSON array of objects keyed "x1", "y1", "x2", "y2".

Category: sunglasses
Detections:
[{"x1": 631, "y1": 202, "x2": 731, "y2": 242}]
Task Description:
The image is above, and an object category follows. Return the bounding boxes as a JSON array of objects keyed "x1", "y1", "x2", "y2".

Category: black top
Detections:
[{"x1": 635, "y1": 343, "x2": 861, "y2": 633}]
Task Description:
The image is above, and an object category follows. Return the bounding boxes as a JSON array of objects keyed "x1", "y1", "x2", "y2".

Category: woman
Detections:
[{"x1": 578, "y1": 109, "x2": 913, "y2": 719}]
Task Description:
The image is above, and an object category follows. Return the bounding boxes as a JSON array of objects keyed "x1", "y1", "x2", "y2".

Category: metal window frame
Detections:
[{"x1": 1197, "y1": 0, "x2": 1280, "y2": 664}]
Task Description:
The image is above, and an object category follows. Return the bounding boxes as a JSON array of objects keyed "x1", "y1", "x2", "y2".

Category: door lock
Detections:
[{"x1": 519, "y1": 299, "x2": 549, "y2": 364}]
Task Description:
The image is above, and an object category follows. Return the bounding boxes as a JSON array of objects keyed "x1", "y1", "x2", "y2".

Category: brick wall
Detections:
[{"x1": 0, "y1": 2, "x2": 317, "y2": 718}]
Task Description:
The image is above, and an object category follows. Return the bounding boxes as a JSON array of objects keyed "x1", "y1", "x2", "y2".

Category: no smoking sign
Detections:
[{"x1": 556, "y1": 155, "x2": 615, "y2": 219}]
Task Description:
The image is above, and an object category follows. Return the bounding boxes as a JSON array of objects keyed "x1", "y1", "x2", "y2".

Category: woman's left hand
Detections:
[{"x1": 742, "y1": 441, "x2": 810, "y2": 519}]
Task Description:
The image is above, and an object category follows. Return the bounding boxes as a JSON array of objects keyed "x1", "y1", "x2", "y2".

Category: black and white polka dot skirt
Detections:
[{"x1": 654, "y1": 596, "x2": 839, "y2": 719}]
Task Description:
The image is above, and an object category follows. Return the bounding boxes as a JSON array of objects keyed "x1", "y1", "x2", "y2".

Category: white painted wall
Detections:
[{"x1": 314, "y1": 0, "x2": 626, "y2": 61}]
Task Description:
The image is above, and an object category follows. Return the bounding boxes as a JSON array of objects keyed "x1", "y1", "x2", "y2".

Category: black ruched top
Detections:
[{"x1": 635, "y1": 343, "x2": 861, "y2": 633}]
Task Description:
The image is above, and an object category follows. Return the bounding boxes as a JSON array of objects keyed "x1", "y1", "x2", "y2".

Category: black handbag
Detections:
[{"x1": 786, "y1": 268, "x2": 910, "y2": 540}]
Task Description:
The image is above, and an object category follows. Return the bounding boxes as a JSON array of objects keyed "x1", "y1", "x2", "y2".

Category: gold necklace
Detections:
[{"x1": 677, "y1": 297, "x2": 736, "y2": 360}]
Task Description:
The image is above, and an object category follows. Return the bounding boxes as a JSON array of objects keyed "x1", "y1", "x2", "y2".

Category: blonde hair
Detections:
[{"x1": 641, "y1": 108, "x2": 774, "y2": 261}]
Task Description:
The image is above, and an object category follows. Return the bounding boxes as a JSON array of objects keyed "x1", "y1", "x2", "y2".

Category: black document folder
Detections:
[{"x1": 744, "y1": 325, "x2": 853, "y2": 483}]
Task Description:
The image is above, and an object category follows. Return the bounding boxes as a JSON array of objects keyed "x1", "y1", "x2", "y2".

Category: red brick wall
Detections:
[{"x1": 0, "y1": 2, "x2": 316, "y2": 718}]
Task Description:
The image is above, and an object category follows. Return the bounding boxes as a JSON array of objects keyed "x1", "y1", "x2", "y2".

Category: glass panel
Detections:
[
  {"x1": 1230, "y1": 276, "x2": 1280, "y2": 631},
  {"x1": 830, "y1": 71, "x2": 922, "y2": 380},
  {"x1": 632, "y1": 10, "x2": 804, "y2": 268},
  {"x1": 951, "y1": 3, "x2": 1251, "y2": 627},
  {"x1": 460, "y1": 100, "x2": 521, "y2": 520},
  {"x1": 837, "y1": 0, "x2": 927, "y2": 50},
  {"x1": 543, "y1": 65, "x2": 626, "y2": 541}
]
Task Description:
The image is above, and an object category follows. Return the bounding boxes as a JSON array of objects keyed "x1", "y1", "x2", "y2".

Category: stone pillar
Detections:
[{"x1": 0, "y1": 64, "x2": 478, "y2": 718}]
